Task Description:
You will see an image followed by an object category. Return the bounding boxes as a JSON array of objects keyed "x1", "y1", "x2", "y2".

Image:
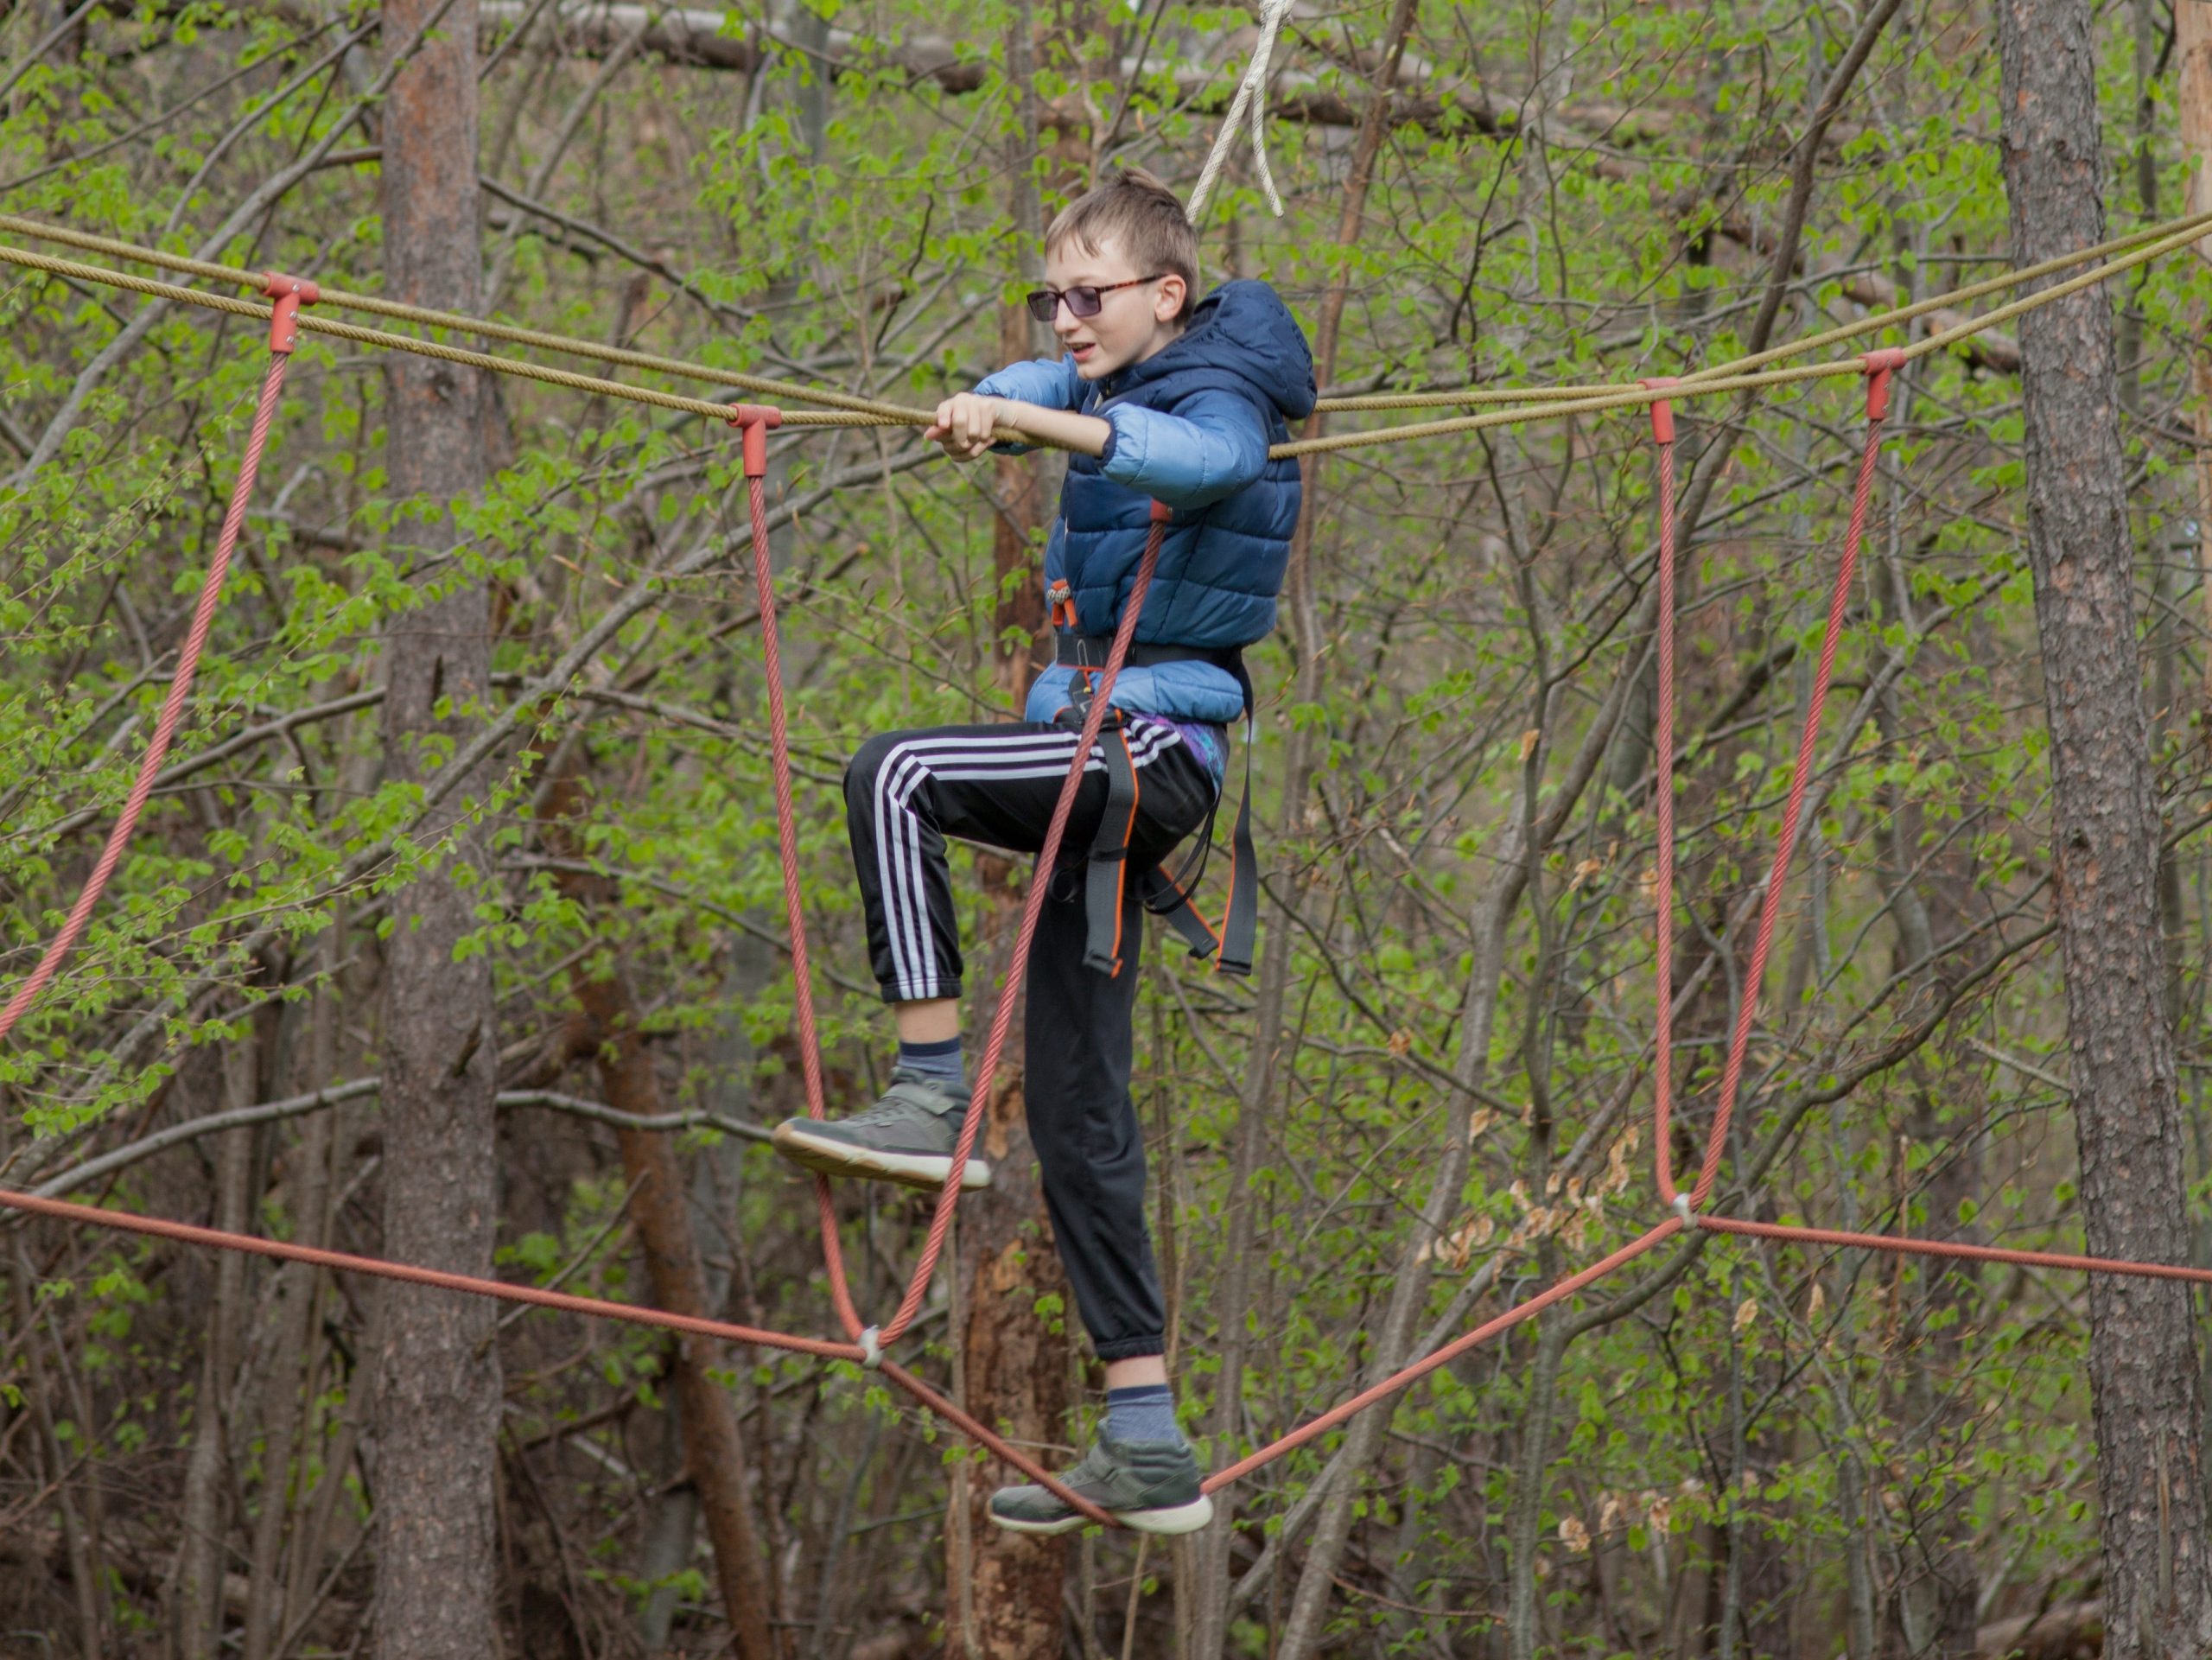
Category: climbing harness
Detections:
[
  {"x1": 4, "y1": 212, "x2": 2212, "y2": 1527},
  {"x1": 1051, "y1": 537, "x2": 1263, "y2": 978}
]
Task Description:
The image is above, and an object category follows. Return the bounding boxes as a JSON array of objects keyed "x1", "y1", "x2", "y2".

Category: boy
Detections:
[{"x1": 771, "y1": 168, "x2": 1313, "y2": 1533}]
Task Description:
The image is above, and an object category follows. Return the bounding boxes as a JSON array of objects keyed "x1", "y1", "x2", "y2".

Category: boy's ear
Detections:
[{"x1": 1154, "y1": 272, "x2": 1187, "y2": 322}]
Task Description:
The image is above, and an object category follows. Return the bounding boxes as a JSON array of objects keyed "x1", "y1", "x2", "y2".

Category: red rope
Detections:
[
  {"x1": 1644, "y1": 379, "x2": 1682, "y2": 1210},
  {"x1": 1695, "y1": 1212, "x2": 2212, "y2": 1286},
  {"x1": 20, "y1": 353, "x2": 2207, "y2": 1528},
  {"x1": 1652, "y1": 353, "x2": 1903, "y2": 1213},
  {"x1": 734, "y1": 408, "x2": 1130, "y2": 1523},
  {"x1": 874, "y1": 505, "x2": 1170, "y2": 1349},
  {"x1": 0, "y1": 1185, "x2": 859, "y2": 1357},
  {"x1": 0, "y1": 336, "x2": 298, "y2": 1044},
  {"x1": 734, "y1": 410, "x2": 866, "y2": 1346},
  {"x1": 1202, "y1": 1220, "x2": 1683, "y2": 1492},
  {"x1": 0, "y1": 1185, "x2": 1114, "y2": 1504}
]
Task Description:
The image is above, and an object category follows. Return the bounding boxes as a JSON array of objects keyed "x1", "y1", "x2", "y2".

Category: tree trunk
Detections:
[
  {"x1": 540, "y1": 768, "x2": 779, "y2": 1660},
  {"x1": 1994, "y1": 4, "x2": 2212, "y2": 1654},
  {"x1": 178, "y1": 1033, "x2": 256, "y2": 1660},
  {"x1": 2173, "y1": 0, "x2": 2212, "y2": 1511},
  {"x1": 245, "y1": 932, "x2": 344, "y2": 1660},
  {"x1": 1876, "y1": 691, "x2": 1982, "y2": 1660},
  {"x1": 371, "y1": 0, "x2": 502, "y2": 1650},
  {"x1": 943, "y1": 1092, "x2": 1074, "y2": 1660},
  {"x1": 939, "y1": 8, "x2": 1075, "y2": 1655}
]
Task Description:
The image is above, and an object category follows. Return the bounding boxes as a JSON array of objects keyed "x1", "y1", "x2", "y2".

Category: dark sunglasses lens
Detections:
[
  {"x1": 1024, "y1": 289, "x2": 1056, "y2": 323},
  {"x1": 1064, "y1": 285, "x2": 1103, "y2": 319}
]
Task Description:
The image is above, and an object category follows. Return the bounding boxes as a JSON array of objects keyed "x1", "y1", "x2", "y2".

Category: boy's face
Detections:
[{"x1": 1042, "y1": 236, "x2": 1188, "y2": 380}]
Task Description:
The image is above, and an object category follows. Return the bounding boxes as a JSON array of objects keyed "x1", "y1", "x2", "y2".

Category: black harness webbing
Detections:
[{"x1": 1053, "y1": 633, "x2": 1259, "y2": 978}]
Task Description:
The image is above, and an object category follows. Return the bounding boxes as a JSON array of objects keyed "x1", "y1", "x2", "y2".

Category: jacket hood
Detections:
[{"x1": 1107, "y1": 279, "x2": 1316, "y2": 422}]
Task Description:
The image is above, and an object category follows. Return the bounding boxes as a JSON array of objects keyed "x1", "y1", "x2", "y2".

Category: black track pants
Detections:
[{"x1": 843, "y1": 718, "x2": 1217, "y2": 1360}]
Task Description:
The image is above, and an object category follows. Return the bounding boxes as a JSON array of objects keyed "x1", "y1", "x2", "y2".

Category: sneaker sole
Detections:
[
  {"x1": 988, "y1": 1493, "x2": 1214, "y2": 1537},
  {"x1": 772, "y1": 1122, "x2": 992, "y2": 1192}
]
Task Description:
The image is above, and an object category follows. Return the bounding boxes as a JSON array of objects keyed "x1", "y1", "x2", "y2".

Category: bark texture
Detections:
[
  {"x1": 541, "y1": 769, "x2": 779, "y2": 1660},
  {"x1": 1994, "y1": 3, "x2": 2212, "y2": 1654},
  {"x1": 942, "y1": 1071, "x2": 1074, "y2": 1660},
  {"x1": 938, "y1": 8, "x2": 1073, "y2": 1652},
  {"x1": 371, "y1": 0, "x2": 502, "y2": 1654},
  {"x1": 176, "y1": 1037, "x2": 253, "y2": 1660},
  {"x1": 2180, "y1": 0, "x2": 2212, "y2": 696}
]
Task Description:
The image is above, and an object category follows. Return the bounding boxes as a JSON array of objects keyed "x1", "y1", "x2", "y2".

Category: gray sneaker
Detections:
[
  {"x1": 770, "y1": 1069, "x2": 990, "y2": 1192},
  {"x1": 988, "y1": 1435, "x2": 1213, "y2": 1536}
]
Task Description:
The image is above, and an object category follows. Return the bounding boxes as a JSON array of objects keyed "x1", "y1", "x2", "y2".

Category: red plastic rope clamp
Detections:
[
  {"x1": 727, "y1": 403, "x2": 784, "y2": 478},
  {"x1": 1860, "y1": 347, "x2": 1907, "y2": 421},
  {"x1": 1150, "y1": 498, "x2": 1173, "y2": 524},
  {"x1": 261, "y1": 272, "x2": 320, "y2": 355},
  {"x1": 1640, "y1": 376, "x2": 1677, "y2": 445}
]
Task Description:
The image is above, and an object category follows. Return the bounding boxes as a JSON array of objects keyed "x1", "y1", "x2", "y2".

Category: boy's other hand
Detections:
[{"x1": 925, "y1": 392, "x2": 1007, "y2": 461}]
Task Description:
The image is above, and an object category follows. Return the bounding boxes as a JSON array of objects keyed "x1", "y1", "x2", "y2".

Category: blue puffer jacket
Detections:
[{"x1": 975, "y1": 279, "x2": 1316, "y2": 728}]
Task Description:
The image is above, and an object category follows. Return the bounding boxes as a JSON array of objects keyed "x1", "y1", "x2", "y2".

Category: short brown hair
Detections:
[{"x1": 1045, "y1": 166, "x2": 1199, "y2": 322}]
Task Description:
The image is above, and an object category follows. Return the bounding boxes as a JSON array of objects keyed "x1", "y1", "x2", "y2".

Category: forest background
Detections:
[{"x1": 2, "y1": 0, "x2": 2210, "y2": 1656}]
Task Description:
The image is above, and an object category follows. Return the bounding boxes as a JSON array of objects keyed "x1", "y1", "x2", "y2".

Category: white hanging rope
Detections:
[{"x1": 1185, "y1": 0, "x2": 1296, "y2": 223}]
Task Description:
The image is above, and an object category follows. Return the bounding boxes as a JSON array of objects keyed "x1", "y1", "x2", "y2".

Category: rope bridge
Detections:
[{"x1": 2, "y1": 207, "x2": 2209, "y2": 1523}]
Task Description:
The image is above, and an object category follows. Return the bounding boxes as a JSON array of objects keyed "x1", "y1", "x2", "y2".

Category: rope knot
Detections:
[
  {"x1": 1671, "y1": 1192, "x2": 1696, "y2": 1231},
  {"x1": 858, "y1": 1325, "x2": 885, "y2": 1370},
  {"x1": 1185, "y1": 0, "x2": 1298, "y2": 223}
]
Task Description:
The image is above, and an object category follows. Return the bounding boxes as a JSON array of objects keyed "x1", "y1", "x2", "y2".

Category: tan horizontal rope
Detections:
[
  {"x1": 1313, "y1": 384, "x2": 1623, "y2": 410},
  {"x1": 1303, "y1": 207, "x2": 2212, "y2": 416},
  {"x1": 1275, "y1": 215, "x2": 2212, "y2": 459},
  {"x1": 0, "y1": 242, "x2": 893, "y2": 429},
  {"x1": 1681, "y1": 205, "x2": 2212, "y2": 384},
  {"x1": 7, "y1": 207, "x2": 2205, "y2": 458},
  {"x1": 0, "y1": 211, "x2": 931, "y2": 423}
]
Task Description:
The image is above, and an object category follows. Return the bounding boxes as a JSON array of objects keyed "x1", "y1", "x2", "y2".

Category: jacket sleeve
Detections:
[
  {"x1": 1096, "y1": 389, "x2": 1272, "y2": 509},
  {"x1": 969, "y1": 356, "x2": 1084, "y2": 454}
]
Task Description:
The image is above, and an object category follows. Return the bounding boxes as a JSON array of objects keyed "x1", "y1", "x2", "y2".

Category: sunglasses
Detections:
[{"x1": 1024, "y1": 274, "x2": 1165, "y2": 323}]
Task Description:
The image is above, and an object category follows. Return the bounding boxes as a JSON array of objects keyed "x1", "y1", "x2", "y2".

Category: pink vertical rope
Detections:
[
  {"x1": 735, "y1": 409, "x2": 863, "y2": 1342},
  {"x1": 873, "y1": 505, "x2": 1171, "y2": 1348},
  {"x1": 1652, "y1": 354, "x2": 1902, "y2": 1212},
  {"x1": 1643, "y1": 380, "x2": 1682, "y2": 1208},
  {"x1": 0, "y1": 300, "x2": 310, "y2": 1043}
]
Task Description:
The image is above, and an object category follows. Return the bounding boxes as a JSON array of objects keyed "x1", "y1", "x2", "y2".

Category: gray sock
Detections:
[
  {"x1": 896, "y1": 1034, "x2": 967, "y2": 1097},
  {"x1": 1106, "y1": 1383, "x2": 1185, "y2": 1447}
]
